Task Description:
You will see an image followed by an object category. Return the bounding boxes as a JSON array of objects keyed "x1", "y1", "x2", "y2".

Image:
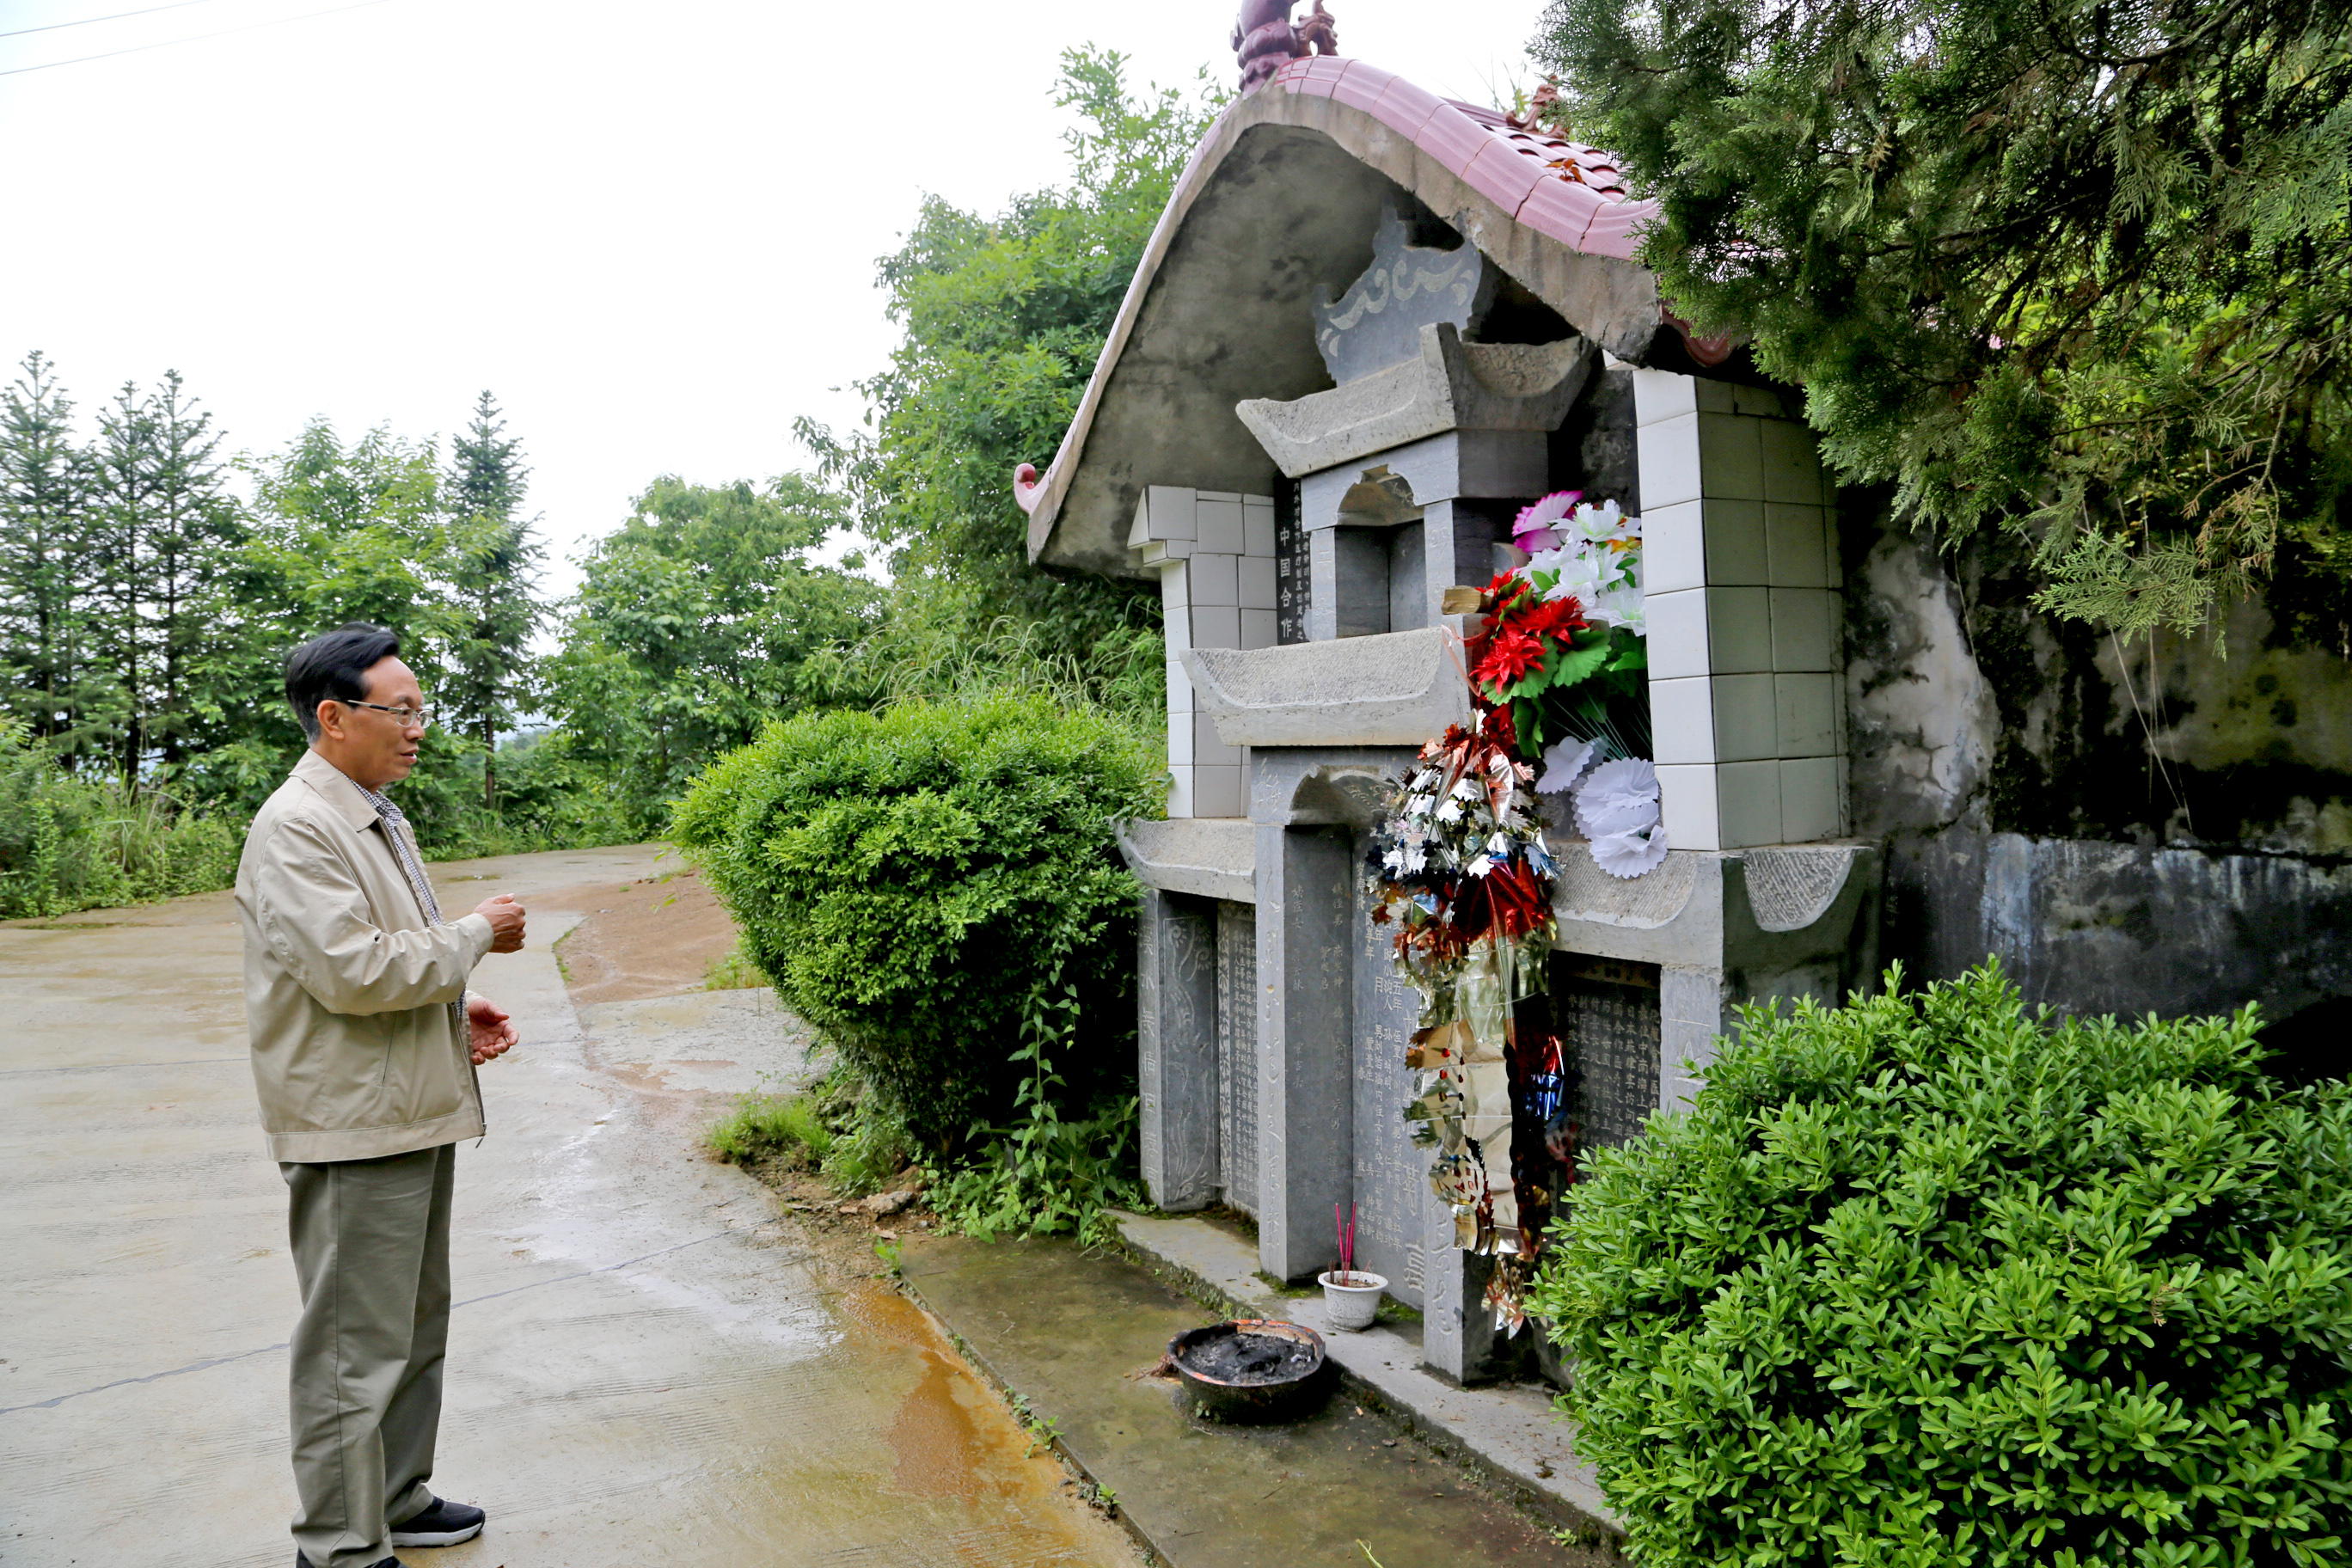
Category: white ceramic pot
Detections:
[{"x1": 1318, "y1": 1270, "x2": 1387, "y2": 1331}]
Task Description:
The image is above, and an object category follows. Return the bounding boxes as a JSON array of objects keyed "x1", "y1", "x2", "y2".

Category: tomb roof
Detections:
[{"x1": 1018, "y1": 55, "x2": 1733, "y2": 578}]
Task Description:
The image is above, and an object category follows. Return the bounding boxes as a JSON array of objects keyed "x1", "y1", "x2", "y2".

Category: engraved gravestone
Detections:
[{"x1": 1313, "y1": 201, "x2": 1496, "y2": 385}]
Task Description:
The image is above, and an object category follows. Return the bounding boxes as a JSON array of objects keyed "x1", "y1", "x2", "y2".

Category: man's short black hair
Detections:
[{"x1": 285, "y1": 624, "x2": 402, "y2": 742}]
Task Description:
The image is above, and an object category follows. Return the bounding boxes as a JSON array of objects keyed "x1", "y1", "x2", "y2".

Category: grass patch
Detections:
[
  {"x1": 704, "y1": 940, "x2": 765, "y2": 990},
  {"x1": 707, "y1": 1091, "x2": 833, "y2": 1167}
]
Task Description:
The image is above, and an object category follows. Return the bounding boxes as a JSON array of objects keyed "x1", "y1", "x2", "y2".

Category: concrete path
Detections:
[{"x1": 1, "y1": 844, "x2": 1136, "y2": 1568}]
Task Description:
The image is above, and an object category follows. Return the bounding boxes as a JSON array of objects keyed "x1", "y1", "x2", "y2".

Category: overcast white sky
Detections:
[{"x1": 1, "y1": 0, "x2": 1548, "y2": 596}]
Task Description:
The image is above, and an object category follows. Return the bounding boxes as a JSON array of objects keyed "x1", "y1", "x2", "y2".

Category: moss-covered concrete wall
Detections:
[{"x1": 1840, "y1": 494, "x2": 2352, "y2": 1037}]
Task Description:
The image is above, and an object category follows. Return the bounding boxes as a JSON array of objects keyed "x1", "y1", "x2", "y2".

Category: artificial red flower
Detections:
[
  {"x1": 1514, "y1": 594, "x2": 1587, "y2": 646},
  {"x1": 1473, "y1": 628, "x2": 1547, "y2": 691}
]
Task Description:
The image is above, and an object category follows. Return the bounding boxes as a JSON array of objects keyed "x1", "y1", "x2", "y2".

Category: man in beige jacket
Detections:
[{"x1": 238, "y1": 623, "x2": 528, "y2": 1568}]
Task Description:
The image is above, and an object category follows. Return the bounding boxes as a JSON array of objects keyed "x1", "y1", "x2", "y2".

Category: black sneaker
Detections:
[{"x1": 389, "y1": 1496, "x2": 486, "y2": 1547}]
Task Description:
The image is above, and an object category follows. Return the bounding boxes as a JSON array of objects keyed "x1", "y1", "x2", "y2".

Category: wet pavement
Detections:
[
  {"x1": 0, "y1": 844, "x2": 1136, "y2": 1568},
  {"x1": 899, "y1": 1236, "x2": 1602, "y2": 1568}
]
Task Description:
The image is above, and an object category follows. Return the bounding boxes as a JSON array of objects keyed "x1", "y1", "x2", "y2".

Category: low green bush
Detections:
[
  {"x1": 671, "y1": 691, "x2": 1159, "y2": 1155},
  {"x1": 1528, "y1": 961, "x2": 2352, "y2": 1568}
]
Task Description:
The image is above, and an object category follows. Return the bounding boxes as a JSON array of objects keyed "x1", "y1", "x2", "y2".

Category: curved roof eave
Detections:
[{"x1": 1020, "y1": 54, "x2": 1708, "y2": 578}]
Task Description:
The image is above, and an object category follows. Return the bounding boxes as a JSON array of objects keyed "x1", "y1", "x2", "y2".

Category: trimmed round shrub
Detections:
[
  {"x1": 1528, "y1": 963, "x2": 2352, "y2": 1568},
  {"x1": 670, "y1": 692, "x2": 1159, "y2": 1152}
]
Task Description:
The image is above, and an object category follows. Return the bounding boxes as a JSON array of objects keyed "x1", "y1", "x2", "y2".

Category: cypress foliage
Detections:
[
  {"x1": 442, "y1": 391, "x2": 544, "y2": 811},
  {"x1": 1534, "y1": 0, "x2": 2352, "y2": 640}
]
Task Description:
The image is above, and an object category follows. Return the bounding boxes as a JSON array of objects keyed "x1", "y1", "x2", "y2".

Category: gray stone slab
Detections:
[
  {"x1": 1138, "y1": 890, "x2": 1221, "y2": 1213},
  {"x1": 1112, "y1": 1210, "x2": 1619, "y2": 1535},
  {"x1": 1256, "y1": 825, "x2": 1357, "y2": 1283},
  {"x1": 1183, "y1": 628, "x2": 1473, "y2": 749},
  {"x1": 1116, "y1": 817, "x2": 1258, "y2": 903},
  {"x1": 1302, "y1": 428, "x2": 1549, "y2": 528}
]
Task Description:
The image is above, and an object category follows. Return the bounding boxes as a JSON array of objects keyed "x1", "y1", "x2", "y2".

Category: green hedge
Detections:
[
  {"x1": 1528, "y1": 963, "x2": 2352, "y2": 1568},
  {"x1": 671, "y1": 692, "x2": 1160, "y2": 1152}
]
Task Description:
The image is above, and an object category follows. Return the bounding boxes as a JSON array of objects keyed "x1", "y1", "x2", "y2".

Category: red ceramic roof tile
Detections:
[
  {"x1": 1266, "y1": 65, "x2": 1660, "y2": 258},
  {"x1": 1577, "y1": 197, "x2": 1655, "y2": 260},
  {"x1": 1461, "y1": 138, "x2": 1548, "y2": 214},
  {"x1": 1512, "y1": 174, "x2": 1609, "y2": 251},
  {"x1": 1409, "y1": 100, "x2": 1491, "y2": 177},
  {"x1": 1367, "y1": 74, "x2": 1445, "y2": 140},
  {"x1": 1330, "y1": 59, "x2": 1393, "y2": 114}
]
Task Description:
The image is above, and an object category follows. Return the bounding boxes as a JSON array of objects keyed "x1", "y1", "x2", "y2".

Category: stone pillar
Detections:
[
  {"x1": 1136, "y1": 889, "x2": 1219, "y2": 1212},
  {"x1": 1420, "y1": 1209, "x2": 1506, "y2": 1384},
  {"x1": 1255, "y1": 824, "x2": 1356, "y2": 1282},
  {"x1": 1660, "y1": 964, "x2": 1730, "y2": 1111}
]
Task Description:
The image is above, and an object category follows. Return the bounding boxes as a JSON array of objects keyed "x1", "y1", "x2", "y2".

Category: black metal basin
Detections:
[{"x1": 1167, "y1": 1318, "x2": 1330, "y2": 1424}]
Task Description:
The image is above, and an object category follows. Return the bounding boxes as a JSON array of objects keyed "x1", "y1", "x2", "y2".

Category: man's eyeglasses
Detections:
[{"x1": 341, "y1": 701, "x2": 435, "y2": 729}]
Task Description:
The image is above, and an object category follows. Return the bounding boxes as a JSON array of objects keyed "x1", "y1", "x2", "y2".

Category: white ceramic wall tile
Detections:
[
  {"x1": 1167, "y1": 763, "x2": 1194, "y2": 819},
  {"x1": 1161, "y1": 562, "x2": 1191, "y2": 652},
  {"x1": 1731, "y1": 384, "x2": 1794, "y2": 419},
  {"x1": 1192, "y1": 711, "x2": 1240, "y2": 768},
  {"x1": 1701, "y1": 498, "x2": 1768, "y2": 585},
  {"x1": 1765, "y1": 504, "x2": 1829, "y2": 588},
  {"x1": 1698, "y1": 413, "x2": 1765, "y2": 501},
  {"x1": 1243, "y1": 497, "x2": 1278, "y2": 558},
  {"x1": 1632, "y1": 368, "x2": 1698, "y2": 426},
  {"x1": 1168, "y1": 708, "x2": 1194, "y2": 766},
  {"x1": 1637, "y1": 412, "x2": 1702, "y2": 510},
  {"x1": 1758, "y1": 420, "x2": 1823, "y2": 505},
  {"x1": 1644, "y1": 588, "x2": 1711, "y2": 679},
  {"x1": 1129, "y1": 491, "x2": 1153, "y2": 549},
  {"x1": 1240, "y1": 609, "x2": 1278, "y2": 650},
  {"x1": 1710, "y1": 673, "x2": 1776, "y2": 762},
  {"x1": 1715, "y1": 758, "x2": 1782, "y2": 848},
  {"x1": 1694, "y1": 377, "x2": 1737, "y2": 414},
  {"x1": 1779, "y1": 756, "x2": 1842, "y2": 842},
  {"x1": 1769, "y1": 588, "x2": 1839, "y2": 672},
  {"x1": 1195, "y1": 494, "x2": 1246, "y2": 554},
  {"x1": 1192, "y1": 604, "x2": 1240, "y2": 650},
  {"x1": 1705, "y1": 586, "x2": 1773, "y2": 673},
  {"x1": 1643, "y1": 499, "x2": 1706, "y2": 595},
  {"x1": 1648, "y1": 677, "x2": 1717, "y2": 765},
  {"x1": 1239, "y1": 555, "x2": 1277, "y2": 610},
  {"x1": 1773, "y1": 673, "x2": 1839, "y2": 757},
  {"x1": 1166, "y1": 658, "x2": 1192, "y2": 715},
  {"x1": 1144, "y1": 486, "x2": 1198, "y2": 539},
  {"x1": 1656, "y1": 763, "x2": 1720, "y2": 851},
  {"x1": 1189, "y1": 552, "x2": 1240, "y2": 609},
  {"x1": 1191, "y1": 764, "x2": 1246, "y2": 820}
]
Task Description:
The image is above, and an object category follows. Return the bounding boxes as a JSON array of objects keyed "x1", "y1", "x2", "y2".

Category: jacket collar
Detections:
[{"x1": 293, "y1": 749, "x2": 390, "y2": 835}]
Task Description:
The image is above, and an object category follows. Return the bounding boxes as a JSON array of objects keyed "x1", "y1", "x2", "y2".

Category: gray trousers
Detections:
[{"x1": 281, "y1": 1142, "x2": 455, "y2": 1568}]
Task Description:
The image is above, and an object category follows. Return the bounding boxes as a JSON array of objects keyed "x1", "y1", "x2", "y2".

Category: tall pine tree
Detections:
[
  {"x1": 443, "y1": 391, "x2": 543, "y2": 811},
  {"x1": 0, "y1": 352, "x2": 110, "y2": 768}
]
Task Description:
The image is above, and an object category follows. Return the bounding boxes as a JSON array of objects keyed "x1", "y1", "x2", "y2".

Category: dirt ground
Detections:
[{"x1": 481, "y1": 856, "x2": 742, "y2": 1003}]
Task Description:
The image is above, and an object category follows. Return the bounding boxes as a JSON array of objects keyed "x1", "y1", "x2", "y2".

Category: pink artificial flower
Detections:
[{"x1": 1511, "y1": 490, "x2": 1583, "y2": 554}]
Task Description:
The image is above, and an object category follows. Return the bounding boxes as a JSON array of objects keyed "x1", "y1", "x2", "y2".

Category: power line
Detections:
[
  {"x1": 0, "y1": 0, "x2": 395, "y2": 76},
  {"x1": 0, "y1": 1, "x2": 218, "y2": 42}
]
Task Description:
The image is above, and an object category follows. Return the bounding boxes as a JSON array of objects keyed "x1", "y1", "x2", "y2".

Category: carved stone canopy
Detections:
[
  {"x1": 1313, "y1": 201, "x2": 1496, "y2": 385},
  {"x1": 1237, "y1": 320, "x2": 1597, "y2": 479}
]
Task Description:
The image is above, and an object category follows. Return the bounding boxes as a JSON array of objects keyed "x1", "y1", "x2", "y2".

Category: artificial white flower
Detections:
[
  {"x1": 1589, "y1": 822, "x2": 1670, "y2": 878},
  {"x1": 1573, "y1": 758, "x2": 1660, "y2": 838},
  {"x1": 1579, "y1": 792, "x2": 1661, "y2": 839},
  {"x1": 1536, "y1": 738, "x2": 1596, "y2": 794}
]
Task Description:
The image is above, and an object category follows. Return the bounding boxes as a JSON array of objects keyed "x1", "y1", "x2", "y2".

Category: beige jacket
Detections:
[{"x1": 236, "y1": 750, "x2": 495, "y2": 1162}]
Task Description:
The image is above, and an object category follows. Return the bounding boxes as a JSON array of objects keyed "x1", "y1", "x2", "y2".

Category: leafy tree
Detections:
[
  {"x1": 801, "y1": 46, "x2": 1224, "y2": 670},
  {"x1": 547, "y1": 474, "x2": 882, "y2": 831},
  {"x1": 1534, "y1": 0, "x2": 2352, "y2": 639},
  {"x1": 0, "y1": 352, "x2": 111, "y2": 767},
  {"x1": 442, "y1": 391, "x2": 544, "y2": 810}
]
